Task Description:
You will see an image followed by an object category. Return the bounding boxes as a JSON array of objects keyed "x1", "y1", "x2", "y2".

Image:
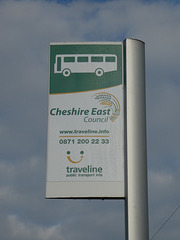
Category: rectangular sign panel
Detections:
[{"x1": 46, "y1": 42, "x2": 125, "y2": 198}]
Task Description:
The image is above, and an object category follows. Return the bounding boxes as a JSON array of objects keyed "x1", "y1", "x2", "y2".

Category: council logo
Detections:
[{"x1": 93, "y1": 92, "x2": 120, "y2": 122}]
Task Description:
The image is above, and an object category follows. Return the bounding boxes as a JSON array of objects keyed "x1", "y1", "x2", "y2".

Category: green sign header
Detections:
[{"x1": 50, "y1": 43, "x2": 123, "y2": 94}]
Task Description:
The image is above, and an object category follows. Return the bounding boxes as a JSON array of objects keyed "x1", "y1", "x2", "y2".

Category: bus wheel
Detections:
[
  {"x1": 63, "y1": 69, "x2": 71, "y2": 77},
  {"x1": 95, "y1": 68, "x2": 104, "y2": 77}
]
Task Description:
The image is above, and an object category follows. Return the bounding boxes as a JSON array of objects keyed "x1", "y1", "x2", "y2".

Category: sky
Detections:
[{"x1": 0, "y1": 0, "x2": 180, "y2": 239}]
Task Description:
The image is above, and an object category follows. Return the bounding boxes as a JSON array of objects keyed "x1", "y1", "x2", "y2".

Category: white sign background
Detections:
[
  {"x1": 47, "y1": 85, "x2": 124, "y2": 183},
  {"x1": 46, "y1": 42, "x2": 125, "y2": 198}
]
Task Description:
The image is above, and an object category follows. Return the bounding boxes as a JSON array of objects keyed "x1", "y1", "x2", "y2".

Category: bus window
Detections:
[
  {"x1": 105, "y1": 56, "x2": 116, "y2": 62},
  {"x1": 91, "y1": 56, "x2": 103, "y2": 62},
  {"x1": 64, "y1": 57, "x2": 75, "y2": 62},
  {"x1": 77, "y1": 56, "x2": 88, "y2": 62},
  {"x1": 57, "y1": 57, "x2": 61, "y2": 71}
]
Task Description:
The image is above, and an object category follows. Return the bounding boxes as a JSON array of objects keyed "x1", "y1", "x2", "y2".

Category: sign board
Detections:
[{"x1": 46, "y1": 42, "x2": 124, "y2": 198}]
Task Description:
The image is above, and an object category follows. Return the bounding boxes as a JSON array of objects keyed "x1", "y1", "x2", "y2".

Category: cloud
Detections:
[{"x1": 6, "y1": 214, "x2": 64, "y2": 240}]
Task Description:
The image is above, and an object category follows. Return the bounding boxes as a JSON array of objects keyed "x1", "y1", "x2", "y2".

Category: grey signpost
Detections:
[
  {"x1": 46, "y1": 38, "x2": 149, "y2": 240},
  {"x1": 125, "y1": 38, "x2": 149, "y2": 240}
]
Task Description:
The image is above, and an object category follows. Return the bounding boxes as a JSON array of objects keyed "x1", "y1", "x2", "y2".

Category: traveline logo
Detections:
[
  {"x1": 65, "y1": 151, "x2": 103, "y2": 178},
  {"x1": 66, "y1": 165, "x2": 103, "y2": 178}
]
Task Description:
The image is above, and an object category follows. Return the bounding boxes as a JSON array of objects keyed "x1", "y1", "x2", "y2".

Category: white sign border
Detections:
[{"x1": 46, "y1": 41, "x2": 125, "y2": 199}]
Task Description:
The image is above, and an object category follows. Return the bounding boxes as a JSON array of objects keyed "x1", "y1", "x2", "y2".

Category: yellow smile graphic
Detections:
[{"x1": 67, "y1": 151, "x2": 84, "y2": 164}]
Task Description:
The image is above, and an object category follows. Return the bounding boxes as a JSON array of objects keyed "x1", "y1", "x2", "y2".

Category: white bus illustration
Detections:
[{"x1": 54, "y1": 54, "x2": 117, "y2": 77}]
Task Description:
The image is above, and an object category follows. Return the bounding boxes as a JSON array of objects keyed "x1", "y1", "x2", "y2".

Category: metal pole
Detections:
[{"x1": 125, "y1": 38, "x2": 149, "y2": 240}]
